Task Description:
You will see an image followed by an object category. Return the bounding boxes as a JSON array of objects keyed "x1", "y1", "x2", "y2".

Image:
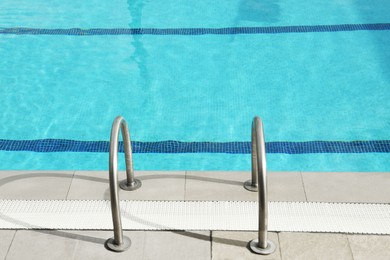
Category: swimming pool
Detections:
[{"x1": 1, "y1": 0, "x2": 390, "y2": 171}]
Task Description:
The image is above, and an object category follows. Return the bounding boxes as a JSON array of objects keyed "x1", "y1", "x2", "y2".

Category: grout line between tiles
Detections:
[
  {"x1": 276, "y1": 232, "x2": 283, "y2": 260},
  {"x1": 65, "y1": 171, "x2": 76, "y2": 200},
  {"x1": 299, "y1": 171, "x2": 308, "y2": 202},
  {"x1": 184, "y1": 171, "x2": 187, "y2": 201},
  {"x1": 210, "y1": 231, "x2": 213, "y2": 260},
  {"x1": 346, "y1": 235, "x2": 356, "y2": 260},
  {"x1": 70, "y1": 238, "x2": 79, "y2": 260},
  {"x1": 5, "y1": 230, "x2": 17, "y2": 260}
]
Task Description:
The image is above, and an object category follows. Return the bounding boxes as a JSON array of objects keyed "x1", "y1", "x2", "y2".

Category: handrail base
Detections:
[
  {"x1": 248, "y1": 239, "x2": 276, "y2": 255},
  {"x1": 243, "y1": 180, "x2": 258, "y2": 192},
  {"x1": 105, "y1": 236, "x2": 131, "y2": 252},
  {"x1": 119, "y1": 179, "x2": 142, "y2": 191}
]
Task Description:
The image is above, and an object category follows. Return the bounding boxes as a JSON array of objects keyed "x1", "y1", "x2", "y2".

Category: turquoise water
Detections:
[{"x1": 1, "y1": 0, "x2": 390, "y2": 171}]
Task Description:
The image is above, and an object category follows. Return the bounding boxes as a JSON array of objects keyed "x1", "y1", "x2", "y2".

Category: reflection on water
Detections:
[
  {"x1": 237, "y1": 0, "x2": 280, "y2": 23},
  {"x1": 127, "y1": 0, "x2": 150, "y2": 88}
]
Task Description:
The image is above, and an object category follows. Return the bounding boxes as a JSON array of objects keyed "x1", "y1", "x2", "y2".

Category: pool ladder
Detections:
[
  {"x1": 244, "y1": 116, "x2": 276, "y2": 254},
  {"x1": 105, "y1": 116, "x2": 275, "y2": 255},
  {"x1": 105, "y1": 116, "x2": 141, "y2": 252}
]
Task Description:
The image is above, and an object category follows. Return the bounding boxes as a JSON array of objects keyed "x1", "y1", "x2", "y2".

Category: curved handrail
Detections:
[
  {"x1": 244, "y1": 118, "x2": 261, "y2": 192},
  {"x1": 246, "y1": 116, "x2": 276, "y2": 255},
  {"x1": 105, "y1": 116, "x2": 141, "y2": 252}
]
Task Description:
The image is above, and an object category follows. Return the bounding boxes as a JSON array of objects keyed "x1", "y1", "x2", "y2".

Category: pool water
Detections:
[{"x1": 1, "y1": 0, "x2": 390, "y2": 171}]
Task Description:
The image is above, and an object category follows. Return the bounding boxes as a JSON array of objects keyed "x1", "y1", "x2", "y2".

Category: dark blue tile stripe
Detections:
[
  {"x1": 1, "y1": 23, "x2": 389, "y2": 36},
  {"x1": 0, "y1": 139, "x2": 389, "y2": 154}
]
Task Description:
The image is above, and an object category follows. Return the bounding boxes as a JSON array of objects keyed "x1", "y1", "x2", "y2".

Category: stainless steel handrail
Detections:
[
  {"x1": 105, "y1": 116, "x2": 141, "y2": 252},
  {"x1": 246, "y1": 117, "x2": 276, "y2": 255},
  {"x1": 243, "y1": 119, "x2": 260, "y2": 192}
]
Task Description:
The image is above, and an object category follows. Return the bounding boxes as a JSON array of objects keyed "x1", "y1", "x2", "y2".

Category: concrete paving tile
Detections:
[
  {"x1": 302, "y1": 171, "x2": 390, "y2": 203},
  {"x1": 0, "y1": 171, "x2": 74, "y2": 200},
  {"x1": 185, "y1": 171, "x2": 305, "y2": 201},
  {"x1": 185, "y1": 171, "x2": 257, "y2": 201},
  {"x1": 6, "y1": 230, "x2": 78, "y2": 260},
  {"x1": 212, "y1": 231, "x2": 281, "y2": 260},
  {"x1": 0, "y1": 230, "x2": 15, "y2": 260},
  {"x1": 72, "y1": 230, "x2": 145, "y2": 260},
  {"x1": 268, "y1": 171, "x2": 306, "y2": 201},
  {"x1": 143, "y1": 231, "x2": 211, "y2": 260},
  {"x1": 278, "y1": 232, "x2": 353, "y2": 260},
  {"x1": 348, "y1": 234, "x2": 390, "y2": 260},
  {"x1": 66, "y1": 171, "x2": 109, "y2": 200},
  {"x1": 67, "y1": 171, "x2": 185, "y2": 200},
  {"x1": 126, "y1": 171, "x2": 185, "y2": 201}
]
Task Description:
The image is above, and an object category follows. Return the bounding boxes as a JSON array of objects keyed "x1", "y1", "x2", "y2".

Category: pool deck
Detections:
[{"x1": 0, "y1": 170, "x2": 389, "y2": 260}]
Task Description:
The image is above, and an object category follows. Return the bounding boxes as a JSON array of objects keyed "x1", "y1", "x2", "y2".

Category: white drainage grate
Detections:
[{"x1": 0, "y1": 200, "x2": 389, "y2": 234}]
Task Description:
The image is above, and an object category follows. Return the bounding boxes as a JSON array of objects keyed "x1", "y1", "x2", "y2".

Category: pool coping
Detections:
[{"x1": 0, "y1": 170, "x2": 389, "y2": 203}]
